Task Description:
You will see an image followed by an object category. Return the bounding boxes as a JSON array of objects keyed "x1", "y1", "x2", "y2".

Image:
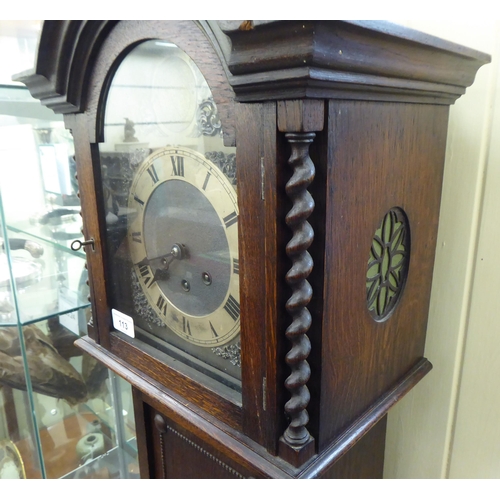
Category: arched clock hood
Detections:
[{"x1": 16, "y1": 20, "x2": 490, "y2": 114}]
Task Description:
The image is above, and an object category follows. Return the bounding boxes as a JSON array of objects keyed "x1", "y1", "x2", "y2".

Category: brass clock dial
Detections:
[{"x1": 127, "y1": 146, "x2": 239, "y2": 347}]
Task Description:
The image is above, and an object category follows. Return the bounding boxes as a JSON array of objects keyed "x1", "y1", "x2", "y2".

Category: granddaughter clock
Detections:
[{"x1": 18, "y1": 21, "x2": 489, "y2": 478}]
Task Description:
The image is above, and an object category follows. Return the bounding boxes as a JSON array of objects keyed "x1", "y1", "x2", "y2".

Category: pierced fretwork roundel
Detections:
[{"x1": 366, "y1": 207, "x2": 410, "y2": 321}]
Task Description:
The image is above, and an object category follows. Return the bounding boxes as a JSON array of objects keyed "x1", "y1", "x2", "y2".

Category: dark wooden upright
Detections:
[{"x1": 17, "y1": 20, "x2": 490, "y2": 478}]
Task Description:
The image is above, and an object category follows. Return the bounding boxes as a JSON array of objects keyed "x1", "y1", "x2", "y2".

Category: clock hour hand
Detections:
[{"x1": 148, "y1": 267, "x2": 170, "y2": 287}]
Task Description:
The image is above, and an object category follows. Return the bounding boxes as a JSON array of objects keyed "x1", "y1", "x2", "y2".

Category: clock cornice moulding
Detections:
[
  {"x1": 218, "y1": 20, "x2": 491, "y2": 104},
  {"x1": 15, "y1": 20, "x2": 491, "y2": 114},
  {"x1": 14, "y1": 21, "x2": 118, "y2": 115}
]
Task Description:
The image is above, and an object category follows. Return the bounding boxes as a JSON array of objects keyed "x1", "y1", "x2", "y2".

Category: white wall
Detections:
[
  {"x1": 0, "y1": 21, "x2": 41, "y2": 85},
  {"x1": 384, "y1": 20, "x2": 500, "y2": 479}
]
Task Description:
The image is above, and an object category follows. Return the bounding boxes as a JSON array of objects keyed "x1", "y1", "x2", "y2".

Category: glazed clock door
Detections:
[{"x1": 96, "y1": 40, "x2": 241, "y2": 397}]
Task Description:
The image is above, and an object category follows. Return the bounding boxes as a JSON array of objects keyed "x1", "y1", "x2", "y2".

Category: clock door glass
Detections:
[{"x1": 97, "y1": 41, "x2": 240, "y2": 393}]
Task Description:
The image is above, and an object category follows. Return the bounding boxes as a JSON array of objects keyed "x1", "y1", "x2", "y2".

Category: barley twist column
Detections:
[
  {"x1": 278, "y1": 100, "x2": 323, "y2": 466},
  {"x1": 282, "y1": 132, "x2": 315, "y2": 445}
]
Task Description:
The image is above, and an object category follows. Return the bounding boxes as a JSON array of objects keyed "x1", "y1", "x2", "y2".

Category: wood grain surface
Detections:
[{"x1": 318, "y1": 100, "x2": 449, "y2": 448}]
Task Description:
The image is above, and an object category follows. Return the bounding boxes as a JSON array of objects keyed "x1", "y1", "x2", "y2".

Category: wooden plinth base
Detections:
[{"x1": 278, "y1": 436, "x2": 316, "y2": 468}]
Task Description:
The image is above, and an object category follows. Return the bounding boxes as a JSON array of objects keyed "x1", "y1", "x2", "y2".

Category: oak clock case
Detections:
[
  {"x1": 17, "y1": 20, "x2": 491, "y2": 479},
  {"x1": 97, "y1": 41, "x2": 241, "y2": 389}
]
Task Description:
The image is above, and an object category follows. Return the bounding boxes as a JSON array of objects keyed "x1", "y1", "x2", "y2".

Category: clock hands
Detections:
[
  {"x1": 135, "y1": 244, "x2": 187, "y2": 284},
  {"x1": 148, "y1": 268, "x2": 170, "y2": 288},
  {"x1": 160, "y1": 243, "x2": 186, "y2": 270}
]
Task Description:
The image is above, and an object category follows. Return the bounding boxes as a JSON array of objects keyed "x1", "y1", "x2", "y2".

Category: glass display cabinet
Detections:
[{"x1": 0, "y1": 84, "x2": 139, "y2": 479}]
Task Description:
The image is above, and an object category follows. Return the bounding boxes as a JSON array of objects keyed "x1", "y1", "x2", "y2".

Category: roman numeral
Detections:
[
  {"x1": 182, "y1": 316, "x2": 191, "y2": 336},
  {"x1": 202, "y1": 172, "x2": 211, "y2": 191},
  {"x1": 233, "y1": 258, "x2": 239, "y2": 275},
  {"x1": 223, "y1": 211, "x2": 238, "y2": 229},
  {"x1": 132, "y1": 232, "x2": 142, "y2": 243},
  {"x1": 138, "y1": 263, "x2": 151, "y2": 286},
  {"x1": 223, "y1": 294, "x2": 240, "y2": 321},
  {"x1": 171, "y1": 155, "x2": 184, "y2": 176},
  {"x1": 209, "y1": 321, "x2": 219, "y2": 338},
  {"x1": 133, "y1": 195, "x2": 144, "y2": 206},
  {"x1": 156, "y1": 295, "x2": 167, "y2": 316},
  {"x1": 147, "y1": 165, "x2": 159, "y2": 184}
]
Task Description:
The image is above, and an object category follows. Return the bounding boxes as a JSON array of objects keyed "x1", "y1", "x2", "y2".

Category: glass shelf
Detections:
[
  {"x1": 6, "y1": 220, "x2": 85, "y2": 257},
  {"x1": 0, "y1": 224, "x2": 89, "y2": 326}
]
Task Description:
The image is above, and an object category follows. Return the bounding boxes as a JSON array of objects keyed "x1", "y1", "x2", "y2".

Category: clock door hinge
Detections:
[
  {"x1": 262, "y1": 377, "x2": 267, "y2": 411},
  {"x1": 260, "y1": 157, "x2": 265, "y2": 201}
]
